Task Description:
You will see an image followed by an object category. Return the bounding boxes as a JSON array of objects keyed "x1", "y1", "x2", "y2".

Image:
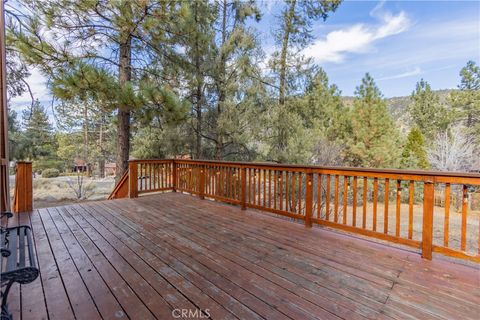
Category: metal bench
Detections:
[{"x1": 1, "y1": 212, "x2": 39, "y2": 320}]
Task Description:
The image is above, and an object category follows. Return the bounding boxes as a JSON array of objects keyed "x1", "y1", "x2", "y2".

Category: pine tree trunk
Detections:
[
  {"x1": 115, "y1": 36, "x2": 132, "y2": 183},
  {"x1": 278, "y1": 0, "x2": 296, "y2": 106},
  {"x1": 194, "y1": 3, "x2": 203, "y2": 160},
  {"x1": 195, "y1": 92, "x2": 202, "y2": 159},
  {"x1": 215, "y1": 0, "x2": 227, "y2": 160},
  {"x1": 98, "y1": 158, "x2": 105, "y2": 179},
  {"x1": 98, "y1": 117, "x2": 105, "y2": 178},
  {"x1": 83, "y1": 104, "x2": 90, "y2": 176}
]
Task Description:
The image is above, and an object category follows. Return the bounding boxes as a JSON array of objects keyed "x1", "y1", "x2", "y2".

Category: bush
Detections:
[{"x1": 42, "y1": 168, "x2": 60, "y2": 178}]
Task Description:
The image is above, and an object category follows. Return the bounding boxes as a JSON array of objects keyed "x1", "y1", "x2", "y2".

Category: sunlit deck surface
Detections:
[{"x1": 4, "y1": 192, "x2": 479, "y2": 320}]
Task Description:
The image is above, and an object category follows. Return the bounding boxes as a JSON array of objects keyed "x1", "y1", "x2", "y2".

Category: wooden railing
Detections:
[{"x1": 110, "y1": 159, "x2": 480, "y2": 262}]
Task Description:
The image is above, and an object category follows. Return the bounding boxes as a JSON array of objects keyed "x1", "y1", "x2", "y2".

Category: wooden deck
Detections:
[{"x1": 3, "y1": 192, "x2": 479, "y2": 320}]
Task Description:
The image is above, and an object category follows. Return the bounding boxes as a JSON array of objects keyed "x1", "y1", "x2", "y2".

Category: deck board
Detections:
[{"x1": 4, "y1": 192, "x2": 480, "y2": 320}]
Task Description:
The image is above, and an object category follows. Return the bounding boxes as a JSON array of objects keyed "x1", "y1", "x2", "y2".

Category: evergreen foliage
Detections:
[
  {"x1": 21, "y1": 100, "x2": 59, "y2": 171},
  {"x1": 401, "y1": 127, "x2": 429, "y2": 169},
  {"x1": 345, "y1": 74, "x2": 401, "y2": 168},
  {"x1": 5, "y1": 1, "x2": 479, "y2": 174},
  {"x1": 449, "y1": 61, "x2": 480, "y2": 143},
  {"x1": 408, "y1": 79, "x2": 451, "y2": 141}
]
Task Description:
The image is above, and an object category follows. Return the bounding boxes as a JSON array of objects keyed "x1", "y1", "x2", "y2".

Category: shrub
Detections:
[{"x1": 42, "y1": 168, "x2": 60, "y2": 178}]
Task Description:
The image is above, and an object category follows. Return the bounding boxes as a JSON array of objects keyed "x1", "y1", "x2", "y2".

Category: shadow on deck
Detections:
[{"x1": 3, "y1": 192, "x2": 479, "y2": 320}]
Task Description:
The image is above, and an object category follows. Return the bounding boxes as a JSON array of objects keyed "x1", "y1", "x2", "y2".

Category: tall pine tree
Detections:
[
  {"x1": 10, "y1": 0, "x2": 183, "y2": 181},
  {"x1": 449, "y1": 61, "x2": 480, "y2": 143},
  {"x1": 408, "y1": 79, "x2": 450, "y2": 141},
  {"x1": 345, "y1": 74, "x2": 400, "y2": 168},
  {"x1": 265, "y1": 0, "x2": 341, "y2": 163},
  {"x1": 22, "y1": 100, "x2": 57, "y2": 170}
]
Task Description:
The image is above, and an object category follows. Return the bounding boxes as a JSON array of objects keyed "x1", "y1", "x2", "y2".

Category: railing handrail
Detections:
[{"x1": 129, "y1": 158, "x2": 480, "y2": 180}]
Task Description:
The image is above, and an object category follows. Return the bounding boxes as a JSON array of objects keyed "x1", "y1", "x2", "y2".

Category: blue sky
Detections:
[
  {"x1": 261, "y1": 0, "x2": 479, "y2": 97},
  {"x1": 11, "y1": 0, "x2": 480, "y2": 113}
]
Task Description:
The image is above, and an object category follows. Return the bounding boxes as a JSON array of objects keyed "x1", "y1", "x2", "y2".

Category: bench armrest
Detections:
[{"x1": 0, "y1": 212, "x2": 13, "y2": 219}]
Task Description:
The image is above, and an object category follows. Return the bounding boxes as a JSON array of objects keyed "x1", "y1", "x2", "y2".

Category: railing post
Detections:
[
  {"x1": 172, "y1": 160, "x2": 177, "y2": 192},
  {"x1": 305, "y1": 171, "x2": 313, "y2": 228},
  {"x1": 422, "y1": 181, "x2": 434, "y2": 260},
  {"x1": 128, "y1": 161, "x2": 138, "y2": 198},
  {"x1": 241, "y1": 167, "x2": 247, "y2": 210},
  {"x1": 199, "y1": 164, "x2": 205, "y2": 199},
  {"x1": 12, "y1": 161, "x2": 32, "y2": 213}
]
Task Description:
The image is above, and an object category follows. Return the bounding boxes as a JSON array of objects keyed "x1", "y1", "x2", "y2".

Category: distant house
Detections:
[
  {"x1": 105, "y1": 162, "x2": 116, "y2": 176},
  {"x1": 73, "y1": 158, "x2": 88, "y2": 172}
]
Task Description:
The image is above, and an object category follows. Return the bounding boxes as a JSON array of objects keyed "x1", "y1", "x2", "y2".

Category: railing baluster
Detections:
[
  {"x1": 291, "y1": 172, "x2": 296, "y2": 213},
  {"x1": 274, "y1": 170, "x2": 277, "y2": 210},
  {"x1": 317, "y1": 174, "x2": 322, "y2": 219},
  {"x1": 408, "y1": 180, "x2": 414, "y2": 239},
  {"x1": 268, "y1": 170, "x2": 271, "y2": 208},
  {"x1": 362, "y1": 177, "x2": 367, "y2": 229},
  {"x1": 200, "y1": 165, "x2": 205, "y2": 199},
  {"x1": 263, "y1": 169, "x2": 267, "y2": 207},
  {"x1": 352, "y1": 176, "x2": 357, "y2": 226},
  {"x1": 343, "y1": 176, "x2": 348, "y2": 224},
  {"x1": 174, "y1": 161, "x2": 177, "y2": 190},
  {"x1": 444, "y1": 183, "x2": 450, "y2": 247},
  {"x1": 298, "y1": 172, "x2": 302, "y2": 214},
  {"x1": 285, "y1": 172, "x2": 288, "y2": 211},
  {"x1": 326, "y1": 175, "x2": 331, "y2": 221},
  {"x1": 248, "y1": 168, "x2": 252, "y2": 204},
  {"x1": 305, "y1": 171, "x2": 313, "y2": 227},
  {"x1": 241, "y1": 167, "x2": 246, "y2": 210},
  {"x1": 461, "y1": 185, "x2": 468, "y2": 251},
  {"x1": 255, "y1": 169, "x2": 259, "y2": 205},
  {"x1": 279, "y1": 171, "x2": 283, "y2": 211},
  {"x1": 396, "y1": 180, "x2": 401, "y2": 237},
  {"x1": 373, "y1": 177, "x2": 378, "y2": 232},
  {"x1": 334, "y1": 175, "x2": 339, "y2": 222},
  {"x1": 384, "y1": 178, "x2": 389, "y2": 234},
  {"x1": 149, "y1": 163, "x2": 152, "y2": 190}
]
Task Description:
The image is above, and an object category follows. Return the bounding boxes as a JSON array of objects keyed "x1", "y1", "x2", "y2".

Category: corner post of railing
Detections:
[
  {"x1": 12, "y1": 161, "x2": 33, "y2": 213},
  {"x1": 172, "y1": 159, "x2": 177, "y2": 192},
  {"x1": 421, "y1": 179, "x2": 434, "y2": 260},
  {"x1": 128, "y1": 160, "x2": 138, "y2": 198},
  {"x1": 199, "y1": 164, "x2": 205, "y2": 200},
  {"x1": 240, "y1": 166, "x2": 247, "y2": 210},
  {"x1": 305, "y1": 169, "x2": 313, "y2": 228}
]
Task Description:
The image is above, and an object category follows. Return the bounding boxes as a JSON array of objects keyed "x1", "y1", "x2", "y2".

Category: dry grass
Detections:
[{"x1": 10, "y1": 176, "x2": 115, "y2": 209}]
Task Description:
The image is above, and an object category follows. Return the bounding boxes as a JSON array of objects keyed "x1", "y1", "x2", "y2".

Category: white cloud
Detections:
[
  {"x1": 304, "y1": 9, "x2": 411, "y2": 64},
  {"x1": 377, "y1": 67, "x2": 422, "y2": 81},
  {"x1": 369, "y1": 0, "x2": 386, "y2": 18}
]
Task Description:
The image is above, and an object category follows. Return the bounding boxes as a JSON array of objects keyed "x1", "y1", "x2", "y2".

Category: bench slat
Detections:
[
  {"x1": 26, "y1": 228, "x2": 36, "y2": 267},
  {"x1": 6, "y1": 229, "x2": 18, "y2": 272},
  {"x1": 19, "y1": 227, "x2": 26, "y2": 268}
]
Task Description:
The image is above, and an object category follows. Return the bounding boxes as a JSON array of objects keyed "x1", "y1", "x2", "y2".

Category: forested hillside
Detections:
[
  {"x1": 342, "y1": 89, "x2": 457, "y2": 133},
  {"x1": 5, "y1": 1, "x2": 479, "y2": 181}
]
